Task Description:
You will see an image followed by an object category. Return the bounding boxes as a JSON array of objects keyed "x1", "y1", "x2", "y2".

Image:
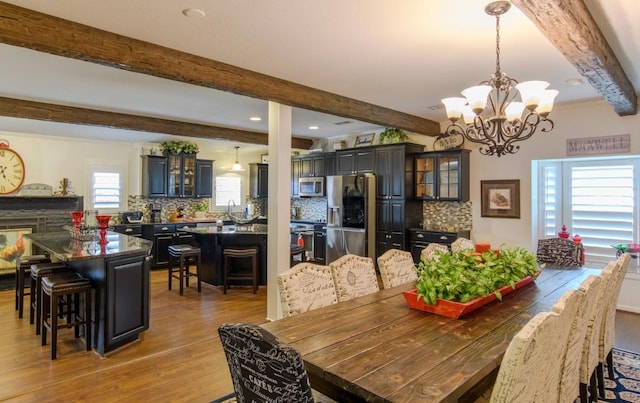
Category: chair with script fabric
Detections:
[
  {"x1": 376, "y1": 249, "x2": 417, "y2": 289},
  {"x1": 558, "y1": 275, "x2": 602, "y2": 403},
  {"x1": 490, "y1": 311, "x2": 563, "y2": 402},
  {"x1": 218, "y1": 323, "x2": 314, "y2": 403},
  {"x1": 536, "y1": 237, "x2": 584, "y2": 267},
  {"x1": 277, "y1": 263, "x2": 338, "y2": 318},
  {"x1": 329, "y1": 254, "x2": 379, "y2": 302},
  {"x1": 579, "y1": 260, "x2": 617, "y2": 402},
  {"x1": 421, "y1": 243, "x2": 449, "y2": 261},
  {"x1": 597, "y1": 253, "x2": 630, "y2": 398},
  {"x1": 451, "y1": 237, "x2": 474, "y2": 252}
]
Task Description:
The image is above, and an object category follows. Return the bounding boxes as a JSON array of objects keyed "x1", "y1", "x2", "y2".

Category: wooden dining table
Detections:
[{"x1": 261, "y1": 266, "x2": 597, "y2": 402}]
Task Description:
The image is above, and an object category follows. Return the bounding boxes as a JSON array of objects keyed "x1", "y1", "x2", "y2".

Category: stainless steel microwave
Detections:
[{"x1": 299, "y1": 177, "x2": 325, "y2": 197}]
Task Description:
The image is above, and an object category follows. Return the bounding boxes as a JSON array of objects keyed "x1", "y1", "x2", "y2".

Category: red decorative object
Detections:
[
  {"x1": 70, "y1": 211, "x2": 84, "y2": 228},
  {"x1": 403, "y1": 274, "x2": 538, "y2": 319},
  {"x1": 475, "y1": 243, "x2": 491, "y2": 253},
  {"x1": 96, "y1": 215, "x2": 111, "y2": 230},
  {"x1": 492, "y1": 249, "x2": 501, "y2": 258},
  {"x1": 558, "y1": 225, "x2": 570, "y2": 239}
]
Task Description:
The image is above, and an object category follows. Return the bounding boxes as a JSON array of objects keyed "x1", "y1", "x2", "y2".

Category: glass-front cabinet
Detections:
[
  {"x1": 168, "y1": 153, "x2": 196, "y2": 198},
  {"x1": 414, "y1": 150, "x2": 470, "y2": 201}
]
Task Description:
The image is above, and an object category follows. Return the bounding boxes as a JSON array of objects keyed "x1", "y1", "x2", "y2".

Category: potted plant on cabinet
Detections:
[
  {"x1": 378, "y1": 127, "x2": 408, "y2": 144},
  {"x1": 194, "y1": 202, "x2": 208, "y2": 219},
  {"x1": 404, "y1": 246, "x2": 540, "y2": 318},
  {"x1": 160, "y1": 140, "x2": 199, "y2": 154}
]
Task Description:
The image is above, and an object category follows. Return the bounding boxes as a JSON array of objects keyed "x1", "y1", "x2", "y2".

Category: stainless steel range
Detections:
[{"x1": 290, "y1": 222, "x2": 315, "y2": 262}]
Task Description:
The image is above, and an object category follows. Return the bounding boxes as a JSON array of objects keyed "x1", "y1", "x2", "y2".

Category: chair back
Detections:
[
  {"x1": 376, "y1": 249, "x2": 417, "y2": 289},
  {"x1": 536, "y1": 238, "x2": 583, "y2": 266},
  {"x1": 329, "y1": 254, "x2": 379, "y2": 302},
  {"x1": 450, "y1": 237, "x2": 474, "y2": 252},
  {"x1": 421, "y1": 243, "x2": 449, "y2": 261},
  {"x1": 490, "y1": 311, "x2": 562, "y2": 402},
  {"x1": 277, "y1": 263, "x2": 338, "y2": 318},
  {"x1": 218, "y1": 323, "x2": 314, "y2": 403},
  {"x1": 599, "y1": 253, "x2": 630, "y2": 363}
]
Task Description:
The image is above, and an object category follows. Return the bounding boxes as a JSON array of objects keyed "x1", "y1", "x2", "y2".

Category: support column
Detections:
[{"x1": 266, "y1": 101, "x2": 292, "y2": 321}]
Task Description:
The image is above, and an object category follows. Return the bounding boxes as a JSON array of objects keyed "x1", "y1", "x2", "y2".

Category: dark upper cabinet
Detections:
[
  {"x1": 300, "y1": 154, "x2": 325, "y2": 177},
  {"x1": 414, "y1": 149, "x2": 470, "y2": 201},
  {"x1": 335, "y1": 148, "x2": 375, "y2": 175},
  {"x1": 141, "y1": 155, "x2": 168, "y2": 198},
  {"x1": 250, "y1": 163, "x2": 269, "y2": 198},
  {"x1": 291, "y1": 157, "x2": 301, "y2": 197},
  {"x1": 375, "y1": 146, "x2": 406, "y2": 199},
  {"x1": 324, "y1": 153, "x2": 336, "y2": 176},
  {"x1": 167, "y1": 153, "x2": 196, "y2": 198},
  {"x1": 195, "y1": 159, "x2": 213, "y2": 197}
]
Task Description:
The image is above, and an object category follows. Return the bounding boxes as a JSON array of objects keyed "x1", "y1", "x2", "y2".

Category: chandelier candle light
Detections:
[{"x1": 441, "y1": 1, "x2": 558, "y2": 157}]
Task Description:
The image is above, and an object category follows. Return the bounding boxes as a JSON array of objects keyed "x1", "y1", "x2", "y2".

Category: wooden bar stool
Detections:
[
  {"x1": 15, "y1": 254, "x2": 51, "y2": 319},
  {"x1": 290, "y1": 245, "x2": 306, "y2": 267},
  {"x1": 223, "y1": 247, "x2": 258, "y2": 294},
  {"x1": 41, "y1": 272, "x2": 92, "y2": 360},
  {"x1": 30, "y1": 262, "x2": 72, "y2": 335},
  {"x1": 168, "y1": 244, "x2": 201, "y2": 296}
]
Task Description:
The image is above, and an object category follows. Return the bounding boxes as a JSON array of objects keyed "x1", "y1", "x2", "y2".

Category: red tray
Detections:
[{"x1": 403, "y1": 275, "x2": 537, "y2": 319}]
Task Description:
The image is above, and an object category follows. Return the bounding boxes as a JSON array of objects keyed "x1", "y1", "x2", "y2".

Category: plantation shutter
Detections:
[{"x1": 93, "y1": 172, "x2": 121, "y2": 209}]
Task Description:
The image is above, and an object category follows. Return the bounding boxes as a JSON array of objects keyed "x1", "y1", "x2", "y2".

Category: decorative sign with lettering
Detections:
[
  {"x1": 566, "y1": 134, "x2": 630, "y2": 156},
  {"x1": 433, "y1": 133, "x2": 464, "y2": 151}
]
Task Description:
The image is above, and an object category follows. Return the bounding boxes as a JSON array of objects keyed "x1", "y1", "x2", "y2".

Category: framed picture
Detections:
[
  {"x1": 354, "y1": 133, "x2": 375, "y2": 147},
  {"x1": 481, "y1": 179, "x2": 520, "y2": 218},
  {"x1": 260, "y1": 154, "x2": 269, "y2": 163}
]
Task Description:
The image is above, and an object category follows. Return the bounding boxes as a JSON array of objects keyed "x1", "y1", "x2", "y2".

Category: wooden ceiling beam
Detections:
[
  {"x1": 0, "y1": 96, "x2": 314, "y2": 149},
  {"x1": 0, "y1": 2, "x2": 441, "y2": 136},
  {"x1": 512, "y1": 0, "x2": 637, "y2": 116}
]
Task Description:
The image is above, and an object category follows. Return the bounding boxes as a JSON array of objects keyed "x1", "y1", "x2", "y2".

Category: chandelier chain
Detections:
[{"x1": 495, "y1": 14, "x2": 501, "y2": 75}]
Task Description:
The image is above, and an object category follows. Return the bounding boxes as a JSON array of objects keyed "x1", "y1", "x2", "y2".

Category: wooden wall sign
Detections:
[{"x1": 566, "y1": 134, "x2": 630, "y2": 156}]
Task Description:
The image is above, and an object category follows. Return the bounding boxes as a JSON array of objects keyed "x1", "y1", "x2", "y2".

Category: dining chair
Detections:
[
  {"x1": 329, "y1": 254, "x2": 379, "y2": 302},
  {"x1": 536, "y1": 237, "x2": 584, "y2": 267},
  {"x1": 489, "y1": 311, "x2": 562, "y2": 402},
  {"x1": 579, "y1": 260, "x2": 618, "y2": 403},
  {"x1": 420, "y1": 243, "x2": 449, "y2": 261},
  {"x1": 450, "y1": 237, "x2": 474, "y2": 252},
  {"x1": 277, "y1": 262, "x2": 338, "y2": 318},
  {"x1": 558, "y1": 275, "x2": 602, "y2": 403},
  {"x1": 218, "y1": 323, "x2": 315, "y2": 403},
  {"x1": 597, "y1": 253, "x2": 631, "y2": 397},
  {"x1": 376, "y1": 249, "x2": 417, "y2": 289}
]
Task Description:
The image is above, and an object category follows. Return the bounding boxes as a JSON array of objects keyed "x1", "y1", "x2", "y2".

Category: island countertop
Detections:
[
  {"x1": 25, "y1": 231, "x2": 153, "y2": 262},
  {"x1": 181, "y1": 224, "x2": 269, "y2": 235}
]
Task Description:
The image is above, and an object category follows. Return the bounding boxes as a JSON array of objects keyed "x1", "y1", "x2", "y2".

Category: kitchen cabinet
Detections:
[
  {"x1": 313, "y1": 223, "x2": 327, "y2": 264},
  {"x1": 141, "y1": 223, "x2": 197, "y2": 268},
  {"x1": 324, "y1": 153, "x2": 336, "y2": 176},
  {"x1": 376, "y1": 200, "x2": 406, "y2": 255},
  {"x1": 249, "y1": 163, "x2": 269, "y2": 198},
  {"x1": 141, "y1": 155, "x2": 168, "y2": 197},
  {"x1": 112, "y1": 224, "x2": 142, "y2": 238},
  {"x1": 195, "y1": 159, "x2": 213, "y2": 197},
  {"x1": 335, "y1": 148, "x2": 375, "y2": 175},
  {"x1": 300, "y1": 154, "x2": 325, "y2": 177},
  {"x1": 408, "y1": 228, "x2": 471, "y2": 263},
  {"x1": 167, "y1": 153, "x2": 196, "y2": 198},
  {"x1": 291, "y1": 157, "x2": 301, "y2": 197},
  {"x1": 414, "y1": 149, "x2": 470, "y2": 201},
  {"x1": 291, "y1": 152, "x2": 335, "y2": 197}
]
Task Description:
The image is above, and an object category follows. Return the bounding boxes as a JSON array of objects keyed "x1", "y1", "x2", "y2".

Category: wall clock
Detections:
[{"x1": 0, "y1": 140, "x2": 26, "y2": 194}]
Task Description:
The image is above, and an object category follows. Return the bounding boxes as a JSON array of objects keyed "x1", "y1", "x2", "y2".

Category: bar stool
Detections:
[
  {"x1": 30, "y1": 262, "x2": 73, "y2": 335},
  {"x1": 168, "y1": 244, "x2": 201, "y2": 296},
  {"x1": 223, "y1": 247, "x2": 258, "y2": 294},
  {"x1": 15, "y1": 254, "x2": 51, "y2": 319},
  {"x1": 41, "y1": 272, "x2": 92, "y2": 360},
  {"x1": 290, "y1": 245, "x2": 306, "y2": 267}
]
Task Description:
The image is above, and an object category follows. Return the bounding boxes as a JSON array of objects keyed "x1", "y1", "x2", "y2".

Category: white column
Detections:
[{"x1": 266, "y1": 101, "x2": 292, "y2": 321}]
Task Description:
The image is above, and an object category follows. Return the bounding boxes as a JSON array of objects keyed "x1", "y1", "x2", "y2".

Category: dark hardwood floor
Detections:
[{"x1": 0, "y1": 269, "x2": 638, "y2": 402}]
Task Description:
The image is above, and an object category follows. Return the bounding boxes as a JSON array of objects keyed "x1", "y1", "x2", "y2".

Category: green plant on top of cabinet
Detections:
[
  {"x1": 168, "y1": 153, "x2": 196, "y2": 198},
  {"x1": 415, "y1": 149, "x2": 470, "y2": 201}
]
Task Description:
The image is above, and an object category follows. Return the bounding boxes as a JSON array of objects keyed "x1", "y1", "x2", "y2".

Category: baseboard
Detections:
[{"x1": 617, "y1": 304, "x2": 640, "y2": 314}]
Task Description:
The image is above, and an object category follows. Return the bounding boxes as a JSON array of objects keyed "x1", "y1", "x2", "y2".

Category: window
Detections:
[
  {"x1": 86, "y1": 161, "x2": 126, "y2": 212},
  {"x1": 215, "y1": 175, "x2": 242, "y2": 209},
  {"x1": 534, "y1": 157, "x2": 639, "y2": 266}
]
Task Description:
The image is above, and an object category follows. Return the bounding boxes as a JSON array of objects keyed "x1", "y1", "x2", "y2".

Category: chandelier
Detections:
[{"x1": 441, "y1": 1, "x2": 558, "y2": 157}]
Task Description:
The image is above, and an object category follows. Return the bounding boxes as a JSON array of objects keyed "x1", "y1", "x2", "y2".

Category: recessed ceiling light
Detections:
[
  {"x1": 309, "y1": 126, "x2": 319, "y2": 130},
  {"x1": 566, "y1": 78, "x2": 584, "y2": 87},
  {"x1": 249, "y1": 116, "x2": 262, "y2": 121},
  {"x1": 182, "y1": 8, "x2": 206, "y2": 18}
]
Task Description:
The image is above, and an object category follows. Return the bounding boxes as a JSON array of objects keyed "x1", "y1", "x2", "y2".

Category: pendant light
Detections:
[{"x1": 231, "y1": 146, "x2": 244, "y2": 172}]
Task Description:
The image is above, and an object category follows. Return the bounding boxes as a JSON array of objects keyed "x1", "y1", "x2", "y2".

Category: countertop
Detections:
[
  {"x1": 181, "y1": 224, "x2": 269, "y2": 235},
  {"x1": 25, "y1": 231, "x2": 153, "y2": 261}
]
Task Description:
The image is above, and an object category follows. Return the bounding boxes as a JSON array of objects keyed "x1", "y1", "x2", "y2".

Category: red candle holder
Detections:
[
  {"x1": 475, "y1": 243, "x2": 491, "y2": 253},
  {"x1": 96, "y1": 215, "x2": 111, "y2": 230},
  {"x1": 70, "y1": 211, "x2": 84, "y2": 228}
]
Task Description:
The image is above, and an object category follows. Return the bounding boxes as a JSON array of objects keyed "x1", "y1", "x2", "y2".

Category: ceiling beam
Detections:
[
  {"x1": 0, "y1": 96, "x2": 314, "y2": 149},
  {"x1": 512, "y1": 0, "x2": 637, "y2": 116},
  {"x1": 0, "y1": 2, "x2": 441, "y2": 136}
]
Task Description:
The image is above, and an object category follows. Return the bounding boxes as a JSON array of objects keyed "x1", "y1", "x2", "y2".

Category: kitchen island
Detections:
[
  {"x1": 181, "y1": 225, "x2": 268, "y2": 287},
  {"x1": 25, "y1": 231, "x2": 153, "y2": 355}
]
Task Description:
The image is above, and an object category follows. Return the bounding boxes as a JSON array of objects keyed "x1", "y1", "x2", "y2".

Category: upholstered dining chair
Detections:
[
  {"x1": 489, "y1": 311, "x2": 563, "y2": 402},
  {"x1": 420, "y1": 243, "x2": 449, "y2": 261},
  {"x1": 277, "y1": 262, "x2": 338, "y2": 318},
  {"x1": 536, "y1": 237, "x2": 584, "y2": 267},
  {"x1": 329, "y1": 254, "x2": 379, "y2": 302},
  {"x1": 450, "y1": 237, "x2": 474, "y2": 252},
  {"x1": 579, "y1": 260, "x2": 618, "y2": 402},
  {"x1": 558, "y1": 275, "x2": 603, "y2": 403},
  {"x1": 597, "y1": 253, "x2": 631, "y2": 397},
  {"x1": 218, "y1": 323, "x2": 315, "y2": 403},
  {"x1": 376, "y1": 249, "x2": 417, "y2": 289}
]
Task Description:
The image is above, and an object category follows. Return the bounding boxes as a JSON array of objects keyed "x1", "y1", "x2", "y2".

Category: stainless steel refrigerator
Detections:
[{"x1": 326, "y1": 174, "x2": 376, "y2": 264}]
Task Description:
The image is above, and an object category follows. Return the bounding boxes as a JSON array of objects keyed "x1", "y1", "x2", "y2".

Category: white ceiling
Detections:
[{"x1": 0, "y1": 0, "x2": 638, "y2": 152}]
